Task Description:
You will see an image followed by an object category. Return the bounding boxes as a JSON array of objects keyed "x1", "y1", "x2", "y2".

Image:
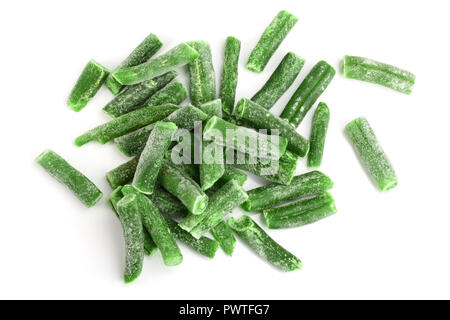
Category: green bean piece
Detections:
[
  {"x1": 109, "y1": 186, "x2": 123, "y2": 217},
  {"x1": 163, "y1": 216, "x2": 219, "y2": 258},
  {"x1": 234, "y1": 98, "x2": 309, "y2": 157},
  {"x1": 246, "y1": 10, "x2": 298, "y2": 73},
  {"x1": 114, "y1": 125, "x2": 155, "y2": 157},
  {"x1": 343, "y1": 55, "x2": 415, "y2": 94},
  {"x1": 165, "y1": 105, "x2": 208, "y2": 130},
  {"x1": 106, "y1": 157, "x2": 138, "y2": 189},
  {"x1": 179, "y1": 180, "x2": 248, "y2": 239},
  {"x1": 242, "y1": 170, "x2": 333, "y2": 212},
  {"x1": 203, "y1": 116, "x2": 288, "y2": 160},
  {"x1": 158, "y1": 159, "x2": 208, "y2": 215},
  {"x1": 186, "y1": 41, "x2": 216, "y2": 107},
  {"x1": 150, "y1": 183, "x2": 189, "y2": 220},
  {"x1": 280, "y1": 61, "x2": 335, "y2": 128},
  {"x1": 103, "y1": 71, "x2": 177, "y2": 118},
  {"x1": 308, "y1": 102, "x2": 330, "y2": 168},
  {"x1": 116, "y1": 194, "x2": 145, "y2": 283},
  {"x1": 206, "y1": 165, "x2": 248, "y2": 195},
  {"x1": 263, "y1": 192, "x2": 337, "y2": 229},
  {"x1": 219, "y1": 36, "x2": 241, "y2": 115},
  {"x1": 75, "y1": 104, "x2": 179, "y2": 146},
  {"x1": 199, "y1": 99, "x2": 223, "y2": 118},
  {"x1": 211, "y1": 220, "x2": 236, "y2": 256},
  {"x1": 67, "y1": 60, "x2": 109, "y2": 112},
  {"x1": 36, "y1": 150, "x2": 103, "y2": 207},
  {"x1": 228, "y1": 215, "x2": 302, "y2": 272},
  {"x1": 232, "y1": 150, "x2": 299, "y2": 185},
  {"x1": 106, "y1": 33, "x2": 163, "y2": 95},
  {"x1": 133, "y1": 122, "x2": 178, "y2": 194},
  {"x1": 112, "y1": 43, "x2": 199, "y2": 85},
  {"x1": 251, "y1": 52, "x2": 305, "y2": 109},
  {"x1": 122, "y1": 185, "x2": 183, "y2": 266},
  {"x1": 345, "y1": 117, "x2": 398, "y2": 191},
  {"x1": 142, "y1": 80, "x2": 188, "y2": 107}
]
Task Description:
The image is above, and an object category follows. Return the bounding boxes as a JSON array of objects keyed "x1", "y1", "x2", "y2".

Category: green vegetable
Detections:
[
  {"x1": 103, "y1": 71, "x2": 177, "y2": 118},
  {"x1": 280, "y1": 60, "x2": 335, "y2": 127},
  {"x1": 165, "y1": 105, "x2": 209, "y2": 130},
  {"x1": 246, "y1": 10, "x2": 298, "y2": 73},
  {"x1": 263, "y1": 192, "x2": 336, "y2": 229},
  {"x1": 67, "y1": 60, "x2": 109, "y2": 112},
  {"x1": 219, "y1": 36, "x2": 241, "y2": 115},
  {"x1": 186, "y1": 41, "x2": 216, "y2": 107},
  {"x1": 116, "y1": 194, "x2": 145, "y2": 283},
  {"x1": 199, "y1": 99, "x2": 223, "y2": 118},
  {"x1": 251, "y1": 52, "x2": 304, "y2": 109},
  {"x1": 149, "y1": 183, "x2": 189, "y2": 220},
  {"x1": 158, "y1": 159, "x2": 208, "y2": 215},
  {"x1": 133, "y1": 122, "x2": 178, "y2": 194},
  {"x1": 179, "y1": 180, "x2": 248, "y2": 239},
  {"x1": 143, "y1": 80, "x2": 188, "y2": 107},
  {"x1": 106, "y1": 157, "x2": 138, "y2": 189},
  {"x1": 345, "y1": 117, "x2": 398, "y2": 191},
  {"x1": 242, "y1": 170, "x2": 333, "y2": 212},
  {"x1": 234, "y1": 98, "x2": 309, "y2": 157},
  {"x1": 308, "y1": 102, "x2": 330, "y2": 167},
  {"x1": 36, "y1": 150, "x2": 103, "y2": 207},
  {"x1": 114, "y1": 125, "x2": 155, "y2": 157},
  {"x1": 106, "y1": 33, "x2": 163, "y2": 94},
  {"x1": 112, "y1": 43, "x2": 199, "y2": 85},
  {"x1": 122, "y1": 185, "x2": 183, "y2": 266},
  {"x1": 228, "y1": 215, "x2": 302, "y2": 272},
  {"x1": 75, "y1": 104, "x2": 179, "y2": 146},
  {"x1": 343, "y1": 55, "x2": 415, "y2": 94},
  {"x1": 211, "y1": 221, "x2": 236, "y2": 256}
]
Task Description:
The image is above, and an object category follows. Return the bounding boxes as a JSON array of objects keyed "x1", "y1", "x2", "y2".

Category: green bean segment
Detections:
[
  {"x1": 211, "y1": 220, "x2": 236, "y2": 256},
  {"x1": 219, "y1": 36, "x2": 241, "y2": 115},
  {"x1": 308, "y1": 102, "x2": 330, "y2": 167}
]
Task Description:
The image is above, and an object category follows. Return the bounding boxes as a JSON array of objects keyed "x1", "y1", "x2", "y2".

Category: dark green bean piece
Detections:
[
  {"x1": 219, "y1": 36, "x2": 241, "y2": 115},
  {"x1": 308, "y1": 102, "x2": 330, "y2": 167}
]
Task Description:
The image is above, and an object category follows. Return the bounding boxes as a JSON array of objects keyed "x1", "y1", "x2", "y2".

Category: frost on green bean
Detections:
[
  {"x1": 106, "y1": 157, "x2": 138, "y2": 189},
  {"x1": 142, "y1": 80, "x2": 188, "y2": 107},
  {"x1": 308, "y1": 102, "x2": 330, "y2": 168},
  {"x1": 211, "y1": 220, "x2": 236, "y2": 256},
  {"x1": 219, "y1": 37, "x2": 241, "y2": 115}
]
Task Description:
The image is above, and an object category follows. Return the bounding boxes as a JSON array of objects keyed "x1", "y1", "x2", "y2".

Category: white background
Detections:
[{"x1": 1, "y1": 0, "x2": 449, "y2": 300}]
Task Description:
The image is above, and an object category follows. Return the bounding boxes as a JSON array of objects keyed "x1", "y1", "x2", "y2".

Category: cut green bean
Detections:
[
  {"x1": 251, "y1": 52, "x2": 305, "y2": 109},
  {"x1": 219, "y1": 166, "x2": 247, "y2": 187},
  {"x1": 112, "y1": 43, "x2": 199, "y2": 85},
  {"x1": 158, "y1": 159, "x2": 208, "y2": 215},
  {"x1": 75, "y1": 104, "x2": 179, "y2": 146},
  {"x1": 186, "y1": 41, "x2": 216, "y2": 107},
  {"x1": 106, "y1": 33, "x2": 163, "y2": 95},
  {"x1": 246, "y1": 10, "x2": 298, "y2": 73},
  {"x1": 263, "y1": 192, "x2": 337, "y2": 229},
  {"x1": 67, "y1": 60, "x2": 109, "y2": 112},
  {"x1": 116, "y1": 194, "x2": 145, "y2": 283},
  {"x1": 165, "y1": 105, "x2": 208, "y2": 130},
  {"x1": 203, "y1": 116, "x2": 288, "y2": 160},
  {"x1": 228, "y1": 215, "x2": 302, "y2": 272},
  {"x1": 308, "y1": 102, "x2": 330, "y2": 168},
  {"x1": 103, "y1": 71, "x2": 177, "y2": 118},
  {"x1": 219, "y1": 36, "x2": 241, "y2": 115},
  {"x1": 211, "y1": 220, "x2": 236, "y2": 256},
  {"x1": 199, "y1": 99, "x2": 223, "y2": 118},
  {"x1": 179, "y1": 180, "x2": 248, "y2": 239},
  {"x1": 143, "y1": 80, "x2": 188, "y2": 107},
  {"x1": 163, "y1": 215, "x2": 219, "y2": 258},
  {"x1": 106, "y1": 157, "x2": 138, "y2": 189},
  {"x1": 242, "y1": 170, "x2": 333, "y2": 212},
  {"x1": 150, "y1": 183, "x2": 189, "y2": 219},
  {"x1": 114, "y1": 124, "x2": 155, "y2": 157},
  {"x1": 343, "y1": 55, "x2": 415, "y2": 94},
  {"x1": 280, "y1": 61, "x2": 335, "y2": 127},
  {"x1": 122, "y1": 185, "x2": 183, "y2": 266},
  {"x1": 109, "y1": 186, "x2": 124, "y2": 217},
  {"x1": 235, "y1": 98, "x2": 309, "y2": 157},
  {"x1": 133, "y1": 122, "x2": 178, "y2": 194},
  {"x1": 232, "y1": 150, "x2": 299, "y2": 185},
  {"x1": 345, "y1": 117, "x2": 398, "y2": 191},
  {"x1": 36, "y1": 150, "x2": 103, "y2": 207}
]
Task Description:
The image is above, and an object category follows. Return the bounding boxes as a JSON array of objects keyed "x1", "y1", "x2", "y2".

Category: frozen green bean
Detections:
[
  {"x1": 103, "y1": 71, "x2": 177, "y2": 118},
  {"x1": 308, "y1": 102, "x2": 330, "y2": 167},
  {"x1": 36, "y1": 150, "x2": 103, "y2": 207},
  {"x1": 246, "y1": 10, "x2": 298, "y2": 73},
  {"x1": 211, "y1": 220, "x2": 236, "y2": 256},
  {"x1": 242, "y1": 170, "x2": 333, "y2": 212},
  {"x1": 187, "y1": 41, "x2": 216, "y2": 106},
  {"x1": 199, "y1": 99, "x2": 223, "y2": 118},
  {"x1": 142, "y1": 80, "x2": 188, "y2": 107},
  {"x1": 106, "y1": 33, "x2": 163, "y2": 94},
  {"x1": 112, "y1": 43, "x2": 199, "y2": 85},
  {"x1": 75, "y1": 104, "x2": 179, "y2": 146},
  {"x1": 280, "y1": 61, "x2": 335, "y2": 127},
  {"x1": 251, "y1": 52, "x2": 304, "y2": 109},
  {"x1": 345, "y1": 117, "x2": 398, "y2": 191},
  {"x1": 114, "y1": 124, "x2": 155, "y2": 157},
  {"x1": 67, "y1": 60, "x2": 109, "y2": 112},
  {"x1": 343, "y1": 55, "x2": 415, "y2": 94},
  {"x1": 263, "y1": 192, "x2": 337, "y2": 229},
  {"x1": 165, "y1": 105, "x2": 208, "y2": 130},
  {"x1": 235, "y1": 98, "x2": 309, "y2": 157},
  {"x1": 228, "y1": 215, "x2": 302, "y2": 272},
  {"x1": 106, "y1": 157, "x2": 138, "y2": 189},
  {"x1": 149, "y1": 183, "x2": 189, "y2": 220},
  {"x1": 219, "y1": 36, "x2": 241, "y2": 115}
]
